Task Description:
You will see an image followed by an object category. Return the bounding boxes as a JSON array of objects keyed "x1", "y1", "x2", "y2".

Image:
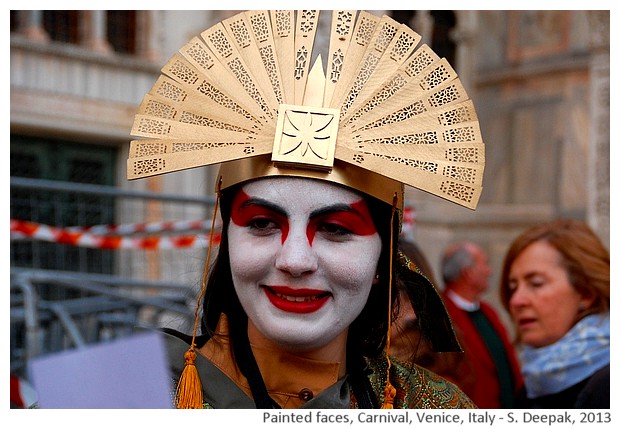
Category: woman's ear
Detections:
[
  {"x1": 578, "y1": 292, "x2": 596, "y2": 312},
  {"x1": 372, "y1": 273, "x2": 380, "y2": 285}
]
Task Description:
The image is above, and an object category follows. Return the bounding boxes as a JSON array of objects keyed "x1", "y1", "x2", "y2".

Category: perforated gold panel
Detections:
[{"x1": 128, "y1": 10, "x2": 485, "y2": 209}]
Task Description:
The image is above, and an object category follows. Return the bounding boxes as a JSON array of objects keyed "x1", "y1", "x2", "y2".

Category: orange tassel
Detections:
[
  {"x1": 381, "y1": 380, "x2": 396, "y2": 409},
  {"x1": 175, "y1": 349, "x2": 203, "y2": 409},
  {"x1": 175, "y1": 182, "x2": 221, "y2": 409}
]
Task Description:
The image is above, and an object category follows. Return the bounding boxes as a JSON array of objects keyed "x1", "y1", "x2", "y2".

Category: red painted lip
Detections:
[{"x1": 263, "y1": 286, "x2": 331, "y2": 314}]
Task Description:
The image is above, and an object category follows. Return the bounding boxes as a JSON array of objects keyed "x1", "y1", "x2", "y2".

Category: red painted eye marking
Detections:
[
  {"x1": 231, "y1": 191, "x2": 376, "y2": 246},
  {"x1": 306, "y1": 199, "x2": 377, "y2": 245},
  {"x1": 230, "y1": 189, "x2": 290, "y2": 243}
]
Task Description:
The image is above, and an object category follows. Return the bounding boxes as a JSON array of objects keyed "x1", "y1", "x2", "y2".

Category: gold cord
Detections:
[
  {"x1": 193, "y1": 179, "x2": 221, "y2": 343},
  {"x1": 381, "y1": 192, "x2": 398, "y2": 409},
  {"x1": 175, "y1": 179, "x2": 222, "y2": 409}
]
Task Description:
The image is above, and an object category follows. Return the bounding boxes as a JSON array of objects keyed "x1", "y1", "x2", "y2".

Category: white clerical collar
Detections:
[{"x1": 446, "y1": 289, "x2": 480, "y2": 311}]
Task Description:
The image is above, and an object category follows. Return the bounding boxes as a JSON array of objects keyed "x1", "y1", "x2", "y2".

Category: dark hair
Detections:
[{"x1": 198, "y1": 179, "x2": 400, "y2": 408}]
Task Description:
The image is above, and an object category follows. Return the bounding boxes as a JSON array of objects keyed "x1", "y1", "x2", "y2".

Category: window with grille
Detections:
[
  {"x1": 10, "y1": 135, "x2": 116, "y2": 275},
  {"x1": 106, "y1": 10, "x2": 137, "y2": 55},
  {"x1": 43, "y1": 10, "x2": 80, "y2": 44},
  {"x1": 10, "y1": 10, "x2": 19, "y2": 32}
]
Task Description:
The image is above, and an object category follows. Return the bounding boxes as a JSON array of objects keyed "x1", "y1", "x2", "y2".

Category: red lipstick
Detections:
[{"x1": 264, "y1": 286, "x2": 330, "y2": 314}]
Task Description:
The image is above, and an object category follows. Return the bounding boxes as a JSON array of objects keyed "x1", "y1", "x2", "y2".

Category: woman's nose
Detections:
[
  {"x1": 274, "y1": 225, "x2": 318, "y2": 277},
  {"x1": 509, "y1": 283, "x2": 529, "y2": 309}
]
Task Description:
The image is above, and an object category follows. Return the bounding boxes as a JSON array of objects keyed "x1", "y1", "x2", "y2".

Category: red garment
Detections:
[
  {"x1": 10, "y1": 375, "x2": 25, "y2": 408},
  {"x1": 440, "y1": 295, "x2": 523, "y2": 408}
]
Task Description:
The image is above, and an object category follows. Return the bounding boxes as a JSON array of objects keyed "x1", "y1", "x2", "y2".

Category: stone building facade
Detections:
[{"x1": 10, "y1": 10, "x2": 610, "y2": 324}]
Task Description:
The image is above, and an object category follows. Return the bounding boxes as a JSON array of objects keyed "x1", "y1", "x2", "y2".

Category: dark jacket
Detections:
[{"x1": 516, "y1": 364, "x2": 610, "y2": 409}]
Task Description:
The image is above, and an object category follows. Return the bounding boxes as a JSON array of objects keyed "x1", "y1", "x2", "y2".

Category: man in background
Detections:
[{"x1": 439, "y1": 241, "x2": 523, "y2": 408}]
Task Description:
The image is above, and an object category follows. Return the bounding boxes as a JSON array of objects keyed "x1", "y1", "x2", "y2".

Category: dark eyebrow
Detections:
[
  {"x1": 240, "y1": 197, "x2": 288, "y2": 218},
  {"x1": 309, "y1": 203, "x2": 359, "y2": 219},
  {"x1": 509, "y1": 271, "x2": 544, "y2": 283},
  {"x1": 523, "y1": 272, "x2": 545, "y2": 281},
  {"x1": 241, "y1": 198, "x2": 359, "y2": 220}
]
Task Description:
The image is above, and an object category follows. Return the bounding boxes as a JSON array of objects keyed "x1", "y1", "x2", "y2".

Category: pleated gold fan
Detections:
[{"x1": 128, "y1": 10, "x2": 484, "y2": 210}]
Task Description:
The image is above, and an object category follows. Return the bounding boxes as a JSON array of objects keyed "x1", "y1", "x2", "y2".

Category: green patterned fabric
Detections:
[
  {"x1": 165, "y1": 331, "x2": 476, "y2": 409},
  {"x1": 362, "y1": 356, "x2": 477, "y2": 409}
]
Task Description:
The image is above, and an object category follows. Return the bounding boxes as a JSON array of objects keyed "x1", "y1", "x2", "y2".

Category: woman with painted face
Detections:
[
  {"x1": 499, "y1": 219, "x2": 610, "y2": 409},
  {"x1": 161, "y1": 174, "x2": 473, "y2": 409},
  {"x1": 129, "y1": 10, "x2": 485, "y2": 408}
]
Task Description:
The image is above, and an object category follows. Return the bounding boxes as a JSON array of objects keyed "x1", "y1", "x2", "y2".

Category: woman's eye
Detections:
[
  {"x1": 320, "y1": 222, "x2": 352, "y2": 236},
  {"x1": 507, "y1": 280, "x2": 517, "y2": 291},
  {"x1": 528, "y1": 276, "x2": 546, "y2": 288},
  {"x1": 248, "y1": 217, "x2": 278, "y2": 232}
]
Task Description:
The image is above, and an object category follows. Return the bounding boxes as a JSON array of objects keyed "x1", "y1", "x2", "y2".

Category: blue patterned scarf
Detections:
[{"x1": 520, "y1": 313, "x2": 610, "y2": 398}]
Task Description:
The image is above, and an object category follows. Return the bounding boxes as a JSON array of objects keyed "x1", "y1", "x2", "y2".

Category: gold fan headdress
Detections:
[{"x1": 128, "y1": 10, "x2": 484, "y2": 210}]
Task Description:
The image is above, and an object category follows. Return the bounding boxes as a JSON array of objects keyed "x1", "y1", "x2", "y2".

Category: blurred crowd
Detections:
[{"x1": 392, "y1": 218, "x2": 610, "y2": 409}]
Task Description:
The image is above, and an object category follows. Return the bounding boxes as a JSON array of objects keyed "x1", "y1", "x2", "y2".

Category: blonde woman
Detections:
[{"x1": 500, "y1": 219, "x2": 610, "y2": 408}]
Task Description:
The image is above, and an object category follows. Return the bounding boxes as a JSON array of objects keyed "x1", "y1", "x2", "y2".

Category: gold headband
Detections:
[{"x1": 128, "y1": 10, "x2": 484, "y2": 210}]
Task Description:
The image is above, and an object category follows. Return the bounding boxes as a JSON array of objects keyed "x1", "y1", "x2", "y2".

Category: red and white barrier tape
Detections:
[
  {"x1": 11, "y1": 207, "x2": 415, "y2": 250},
  {"x1": 65, "y1": 219, "x2": 214, "y2": 235},
  {"x1": 10, "y1": 219, "x2": 220, "y2": 250},
  {"x1": 400, "y1": 205, "x2": 417, "y2": 241},
  {"x1": 10, "y1": 375, "x2": 37, "y2": 409}
]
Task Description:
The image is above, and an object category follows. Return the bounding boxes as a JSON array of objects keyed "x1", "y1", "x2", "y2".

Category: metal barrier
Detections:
[
  {"x1": 10, "y1": 268, "x2": 195, "y2": 373},
  {"x1": 10, "y1": 177, "x2": 216, "y2": 380}
]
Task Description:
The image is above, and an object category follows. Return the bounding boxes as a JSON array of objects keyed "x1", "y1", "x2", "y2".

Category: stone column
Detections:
[
  {"x1": 82, "y1": 10, "x2": 112, "y2": 53},
  {"x1": 452, "y1": 11, "x2": 478, "y2": 95},
  {"x1": 17, "y1": 10, "x2": 49, "y2": 42},
  {"x1": 412, "y1": 10, "x2": 433, "y2": 47},
  {"x1": 136, "y1": 10, "x2": 162, "y2": 63},
  {"x1": 587, "y1": 11, "x2": 610, "y2": 248}
]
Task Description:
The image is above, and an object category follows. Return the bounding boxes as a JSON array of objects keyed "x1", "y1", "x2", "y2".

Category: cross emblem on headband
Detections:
[{"x1": 272, "y1": 104, "x2": 340, "y2": 171}]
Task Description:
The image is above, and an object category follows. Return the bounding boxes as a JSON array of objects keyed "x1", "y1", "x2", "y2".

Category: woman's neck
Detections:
[{"x1": 247, "y1": 320, "x2": 348, "y2": 378}]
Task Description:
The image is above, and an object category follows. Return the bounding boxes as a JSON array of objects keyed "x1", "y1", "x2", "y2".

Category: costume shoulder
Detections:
[
  {"x1": 161, "y1": 328, "x2": 194, "y2": 377},
  {"x1": 367, "y1": 355, "x2": 477, "y2": 409},
  {"x1": 160, "y1": 329, "x2": 221, "y2": 409}
]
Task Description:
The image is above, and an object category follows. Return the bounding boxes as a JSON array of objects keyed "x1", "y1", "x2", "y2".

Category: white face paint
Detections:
[{"x1": 227, "y1": 177, "x2": 383, "y2": 352}]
